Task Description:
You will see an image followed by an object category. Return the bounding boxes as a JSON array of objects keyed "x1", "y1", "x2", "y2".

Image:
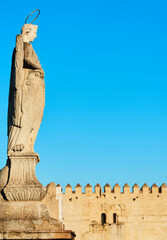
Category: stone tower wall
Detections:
[{"x1": 62, "y1": 183, "x2": 167, "y2": 240}]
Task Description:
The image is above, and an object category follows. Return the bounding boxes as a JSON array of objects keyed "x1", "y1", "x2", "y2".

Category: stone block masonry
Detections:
[{"x1": 61, "y1": 183, "x2": 167, "y2": 240}]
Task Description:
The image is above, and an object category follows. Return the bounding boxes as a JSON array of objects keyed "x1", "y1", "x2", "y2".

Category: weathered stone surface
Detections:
[
  {"x1": 0, "y1": 182, "x2": 75, "y2": 239},
  {"x1": 8, "y1": 24, "x2": 45, "y2": 154},
  {"x1": 0, "y1": 199, "x2": 73, "y2": 239},
  {"x1": 63, "y1": 183, "x2": 167, "y2": 240},
  {"x1": 0, "y1": 230, "x2": 75, "y2": 240},
  {"x1": 43, "y1": 182, "x2": 59, "y2": 220},
  {"x1": 3, "y1": 153, "x2": 46, "y2": 201},
  {"x1": 0, "y1": 166, "x2": 9, "y2": 190}
]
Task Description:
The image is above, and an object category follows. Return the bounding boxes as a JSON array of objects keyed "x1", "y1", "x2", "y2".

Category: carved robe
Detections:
[{"x1": 8, "y1": 35, "x2": 45, "y2": 154}]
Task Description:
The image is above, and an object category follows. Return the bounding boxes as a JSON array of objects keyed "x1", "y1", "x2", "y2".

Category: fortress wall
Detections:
[{"x1": 62, "y1": 183, "x2": 167, "y2": 240}]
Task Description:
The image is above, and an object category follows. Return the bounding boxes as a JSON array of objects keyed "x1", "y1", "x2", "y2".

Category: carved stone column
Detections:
[{"x1": 3, "y1": 153, "x2": 46, "y2": 201}]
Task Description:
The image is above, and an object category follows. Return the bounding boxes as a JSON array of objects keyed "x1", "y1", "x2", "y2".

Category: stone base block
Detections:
[
  {"x1": 0, "y1": 183, "x2": 75, "y2": 239},
  {"x1": 0, "y1": 230, "x2": 75, "y2": 239}
]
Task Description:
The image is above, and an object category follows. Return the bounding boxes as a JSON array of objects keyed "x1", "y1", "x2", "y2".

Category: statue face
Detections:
[{"x1": 21, "y1": 24, "x2": 38, "y2": 43}]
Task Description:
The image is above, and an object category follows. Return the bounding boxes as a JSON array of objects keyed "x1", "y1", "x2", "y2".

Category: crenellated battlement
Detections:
[
  {"x1": 62, "y1": 182, "x2": 167, "y2": 240},
  {"x1": 57, "y1": 183, "x2": 167, "y2": 195}
]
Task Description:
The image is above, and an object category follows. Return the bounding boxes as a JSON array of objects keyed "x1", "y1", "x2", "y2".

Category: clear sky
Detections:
[{"x1": 0, "y1": 0, "x2": 167, "y2": 191}]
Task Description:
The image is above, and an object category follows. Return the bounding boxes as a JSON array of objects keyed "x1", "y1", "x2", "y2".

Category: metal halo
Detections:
[{"x1": 25, "y1": 9, "x2": 40, "y2": 24}]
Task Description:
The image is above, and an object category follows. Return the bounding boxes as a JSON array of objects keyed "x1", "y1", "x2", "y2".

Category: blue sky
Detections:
[{"x1": 0, "y1": 0, "x2": 167, "y2": 191}]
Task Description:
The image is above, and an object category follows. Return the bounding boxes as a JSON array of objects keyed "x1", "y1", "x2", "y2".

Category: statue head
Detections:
[{"x1": 21, "y1": 24, "x2": 38, "y2": 43}]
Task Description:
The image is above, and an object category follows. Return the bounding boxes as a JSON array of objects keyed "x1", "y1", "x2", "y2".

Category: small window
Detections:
[
  {"x1": 113, "y1": 213, "x2": 117, "y2": 224},
  {"x1": 101, "y1": 213, "x2": 106, "y2": 225}
]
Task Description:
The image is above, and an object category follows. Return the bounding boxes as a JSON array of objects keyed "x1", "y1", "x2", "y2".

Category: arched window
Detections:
[
  {"x1": 101, "y1": 213, "x2": 106, "y2": 225},
  {"x1": 113, "y1": 213, "x2": 117, "y2": 224}
]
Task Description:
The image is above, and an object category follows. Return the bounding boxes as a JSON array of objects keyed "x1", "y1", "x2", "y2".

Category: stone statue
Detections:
[
  {"x1": 8, "y1": 24, "x2": 45, "y2": 154},
  {"x1": 2, "y1": 22, "x2": 46, "y2": 201},
  {"x1": 0, "y1": 11, "x2": 75, "y2": 240}
]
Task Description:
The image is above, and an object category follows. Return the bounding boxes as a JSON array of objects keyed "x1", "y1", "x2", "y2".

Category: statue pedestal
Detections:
[
  {"x1": 3, "y1": 21, "x2": 76, "y2": 239},
  {"x1": 3, "y1": 153, "x2": 46, "y2": 201},
  {"x1": 0, "y1": 154, "x2": 76, "y2": 239}
]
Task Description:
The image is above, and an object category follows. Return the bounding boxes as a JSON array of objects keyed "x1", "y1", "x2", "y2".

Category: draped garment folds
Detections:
[{"x1": 8, "y1": 35, "x2": 45, "y2": 154}]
